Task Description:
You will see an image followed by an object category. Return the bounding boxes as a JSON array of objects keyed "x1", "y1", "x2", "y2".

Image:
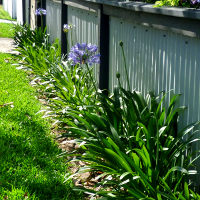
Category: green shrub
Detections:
[
  {"x1": 14, "y1": 24, "x2": 50, "y2": 50},
  {"x1": 13, "y1": 25, "x2": 97, "y2": 128},
  {"x1": 63, "y1": 86, "x2": 200, "y2": 199},
  {"x1": 154, "y1": 0, "x2": 179, "y2": 7},
  {"x1": 60, "y1": 42, "x2": 200, "y2": 199},
  {"x1": 14, "y1": 24, "x2": 62, "y2": 85},
  {"x1": 16, "y1": 39, "x2": 61, "y2": 76},
  {"x1": 46, "y1": 62, "x2": 97, "y2": 110}
]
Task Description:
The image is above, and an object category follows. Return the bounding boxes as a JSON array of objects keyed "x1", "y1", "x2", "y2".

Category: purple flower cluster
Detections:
[
  {"x1": 63, "y1": 24, "x2": 74, "y2": 33},
  {"x1": 35, "y1": 8, "x2": 47, "y2": 16},
  {"x1": 191, "y1": 0, "x2": 200, "y2": 4},
  {"x1": 68, "y1": 43, "x2": 100, "y2": 66}
]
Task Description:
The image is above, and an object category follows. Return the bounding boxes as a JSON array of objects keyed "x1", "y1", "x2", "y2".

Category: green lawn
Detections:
[
  {"x1": 0, "y1": 53, "x2": 82, "y2": 200},
  {"x1": 0, "y1": 23, "x2": 15, "y2": 38},
  {"x1": 0, "y1": 5, "x2": 15, "y2": 20}
]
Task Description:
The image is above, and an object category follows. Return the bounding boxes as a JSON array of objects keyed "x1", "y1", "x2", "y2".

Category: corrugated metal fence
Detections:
[{"x1": 109, "y1": 16, "x2": 200, "y2": 128}]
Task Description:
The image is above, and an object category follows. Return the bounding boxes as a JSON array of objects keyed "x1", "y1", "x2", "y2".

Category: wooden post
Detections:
[{"x1": 30, "y1": 0, "x2": 36, "y2": 29}]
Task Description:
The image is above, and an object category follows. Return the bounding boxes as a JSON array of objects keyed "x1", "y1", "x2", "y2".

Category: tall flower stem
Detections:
[
  {"x1": 71, "y1": 30, "x2": 74, "y2": 47},
  {"x1": 41, "y1": 16, "x2": 43, "y2": 31},
  {"x1": 74, "y1": 78, "x2": 83, "y2": 106},
  {"x1": 119, "y1": 41, "x2": 131, "y2": 92},
  {"x1": 85, "y1": 63, "x2": 98, "y2": 94},
  {"x1": 65, "y1": 33, "x2": 70, "y2": 54}
]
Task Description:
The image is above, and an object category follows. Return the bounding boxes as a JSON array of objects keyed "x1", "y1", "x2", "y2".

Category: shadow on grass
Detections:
[{"x1": 0, "y1": 108, "x2": 82, "y2": 200}]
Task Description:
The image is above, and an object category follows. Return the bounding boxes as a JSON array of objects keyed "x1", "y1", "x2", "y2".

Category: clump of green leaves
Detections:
[
  {"x1": 154, "y1": 0, "x2": 179, "y2": 7},
  {"x1": 13, "y1": 24, "x2": 97, "y2": 131},
  {"x1": 13, "y1": 24, "x2": 61, "y2": 77},
  {"x1": 62, "y1": 84, "x2": 200, "y2": 199},
  {"x1": 58, "y1": 42, "x2": 200, "y2": 199},
  {"x1": 16, "y1": 38, "x2": 61, "y2": 76},
  {"x1": 14, "y1": 24, "x2": 50, "y2": 50}
]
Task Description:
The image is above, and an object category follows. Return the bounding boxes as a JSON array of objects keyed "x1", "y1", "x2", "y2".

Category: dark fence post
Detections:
[
  {"x1": 61, "y1": 0, "x2": 68, "y2": 55},
  {"x1": 99, "y1": 5, "x2": 110, "y2": 92},
  {"x1": 28, "y1": 0, "x2": 31, "y2": 24},
  {"x1": 42, "y1": 0, "x2": 46, "y2": 28},
  {"x1": 22, "y1": 0, "x2": 26, "y2": 25}
]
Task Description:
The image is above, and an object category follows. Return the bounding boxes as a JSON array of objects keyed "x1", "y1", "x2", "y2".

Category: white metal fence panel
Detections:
[
  {"x1": 109, "y1": 16, "x2": 200, "y2": 127},
  {"x1": 12, "y1": 0, "x2": 17, "y2": 19},
  {"x1": 7, "y1": 0, "x2": 12, "y2": 18},
  {"x1": 25, "y1": 0, "x2": 29, "y2": 24},
  {"x1": 3, "y1": 0, "x2": 16, "y2": 19},
  {"x1": 46, "y1": 0, "x2": 61, "y2": 43},
  {"x1": 17, "y1": 0, "x2": 23, "y2": 24},
  {"x1": 68, "y1": 5, "x2": 100, "y2": 82},
  {"x1": 3, "y1": 0, "x2": 8, "y2": 12}
]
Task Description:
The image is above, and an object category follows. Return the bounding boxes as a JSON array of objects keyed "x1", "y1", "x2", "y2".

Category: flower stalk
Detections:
[
  {"x1": 85, "y1": 63, "x2": 97, "y2": 93},
  {"x1": 63, "y1": 24, "x2": 74, "y2": 54},
  {"x1": 68, "y1": 43, "x2": 100, "y2": 95},
  {"x1": 119, "y1": 41, "x2": 131, "y2": 92},
  {"x1": 35, "y1": 8, "x2": 46, "y2": 31}
]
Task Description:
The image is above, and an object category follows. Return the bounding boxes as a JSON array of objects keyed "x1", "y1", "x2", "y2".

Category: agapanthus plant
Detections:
[
  {"x1": 68, "y1": 43, "x2": 100, "y2": 92},
  {"x1": 35, "y1": 8, "x2": 46, "y2": 30}
]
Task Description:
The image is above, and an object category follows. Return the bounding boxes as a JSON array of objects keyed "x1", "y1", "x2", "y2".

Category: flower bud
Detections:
[
  {"x1": 119, "y1": 41, "x2": 123, "y2": 47},
  {"x1": 116, "y1": 72, "x2": 120, "y2": 79}
]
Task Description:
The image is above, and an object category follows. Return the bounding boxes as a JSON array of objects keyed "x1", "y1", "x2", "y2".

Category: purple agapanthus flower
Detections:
[
  {"x1": 191, "y1": 0, "x2": 200, "y2": 4},
  {"x1": 191, "y1": 0, "x2": 196, "y2": 4},
  {"x1": 63, "y1": 24, "x2": 74, "y2": 33},
  {"x1": 35, "y1": 8, "x2": 47, "y2": 16},
  {"x1": 68, "y1": 43, "x2": 100, "y2": 66}
]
